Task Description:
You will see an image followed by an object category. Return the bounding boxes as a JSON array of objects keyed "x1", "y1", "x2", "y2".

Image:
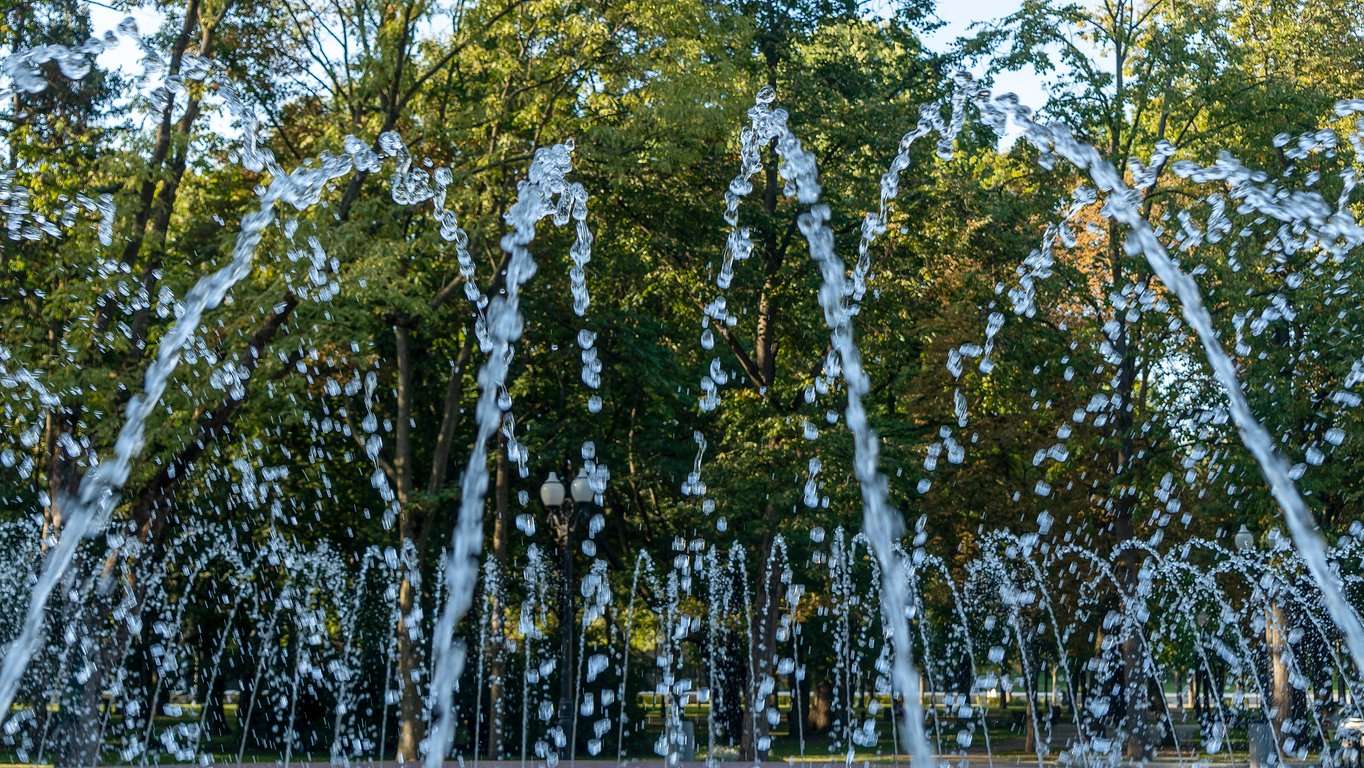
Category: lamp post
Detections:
[{"x1": 541, "y1": 466, "x2": 597, "y2": 757}]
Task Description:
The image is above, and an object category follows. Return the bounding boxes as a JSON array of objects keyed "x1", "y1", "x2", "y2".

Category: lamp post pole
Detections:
[{"x1": 567, "y1": 467, "x2": 594, "y2": 765}]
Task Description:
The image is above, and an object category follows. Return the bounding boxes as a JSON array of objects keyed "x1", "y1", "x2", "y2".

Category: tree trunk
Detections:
[
  {"x1": 741, "y1": 530, "x2": 782, "y2": 760},
  {"x1": 1112, "y1": 304, "x2": 1154, "y2": 760},
  {"x1": 807, "y1": 680, "x2": 834, "y2": 733},
  {"x1": 715, "y1": 619, "x2": 746, "y2": 746},
  {"x1": 1024, "y1": 695, "x2": 1037, "y2": 755},
  {"x1": 1266, "y1": 602, "x2": 1292, "y2": 734},
  {"x1": 51, "y1": 607, "x2": 110, "y2": 764},
  {"x1": 1193, "y1": 667, "x2": 1205, "y2": 727},
  {"x1": 486, "y1": 434, "x2": 511, "y2": 759},
  {"x1": 393, "y1": 324, "x2": 425, "y2": 763},
  {"x1": 395, "y1": 570, "x2": 424, "y2": 762}
]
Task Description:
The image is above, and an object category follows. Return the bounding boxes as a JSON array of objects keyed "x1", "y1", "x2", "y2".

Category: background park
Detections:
[{"x1": 3, "y1": 0, "x2": 1364, "y2": 765}]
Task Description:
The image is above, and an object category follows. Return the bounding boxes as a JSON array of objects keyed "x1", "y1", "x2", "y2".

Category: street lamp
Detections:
[
  {"x1": 542, "y1": 466, "x2": 598, "y2": 756},
  {"x1": 1234, "y1": 524, "x2": 1254, "y2": 552}
]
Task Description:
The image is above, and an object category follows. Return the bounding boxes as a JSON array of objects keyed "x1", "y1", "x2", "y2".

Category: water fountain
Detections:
[{"x1": 3, "y1": 14, "x2": 1364, "y2": 768}]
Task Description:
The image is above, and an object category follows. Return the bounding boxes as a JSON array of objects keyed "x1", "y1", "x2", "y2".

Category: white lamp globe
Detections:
[
  {"x1": 540, "y1": 472, "x2": 566, "y2": 507},
  {"x1": 570, "y1": 466, "x2": 594, "y2": 504}
]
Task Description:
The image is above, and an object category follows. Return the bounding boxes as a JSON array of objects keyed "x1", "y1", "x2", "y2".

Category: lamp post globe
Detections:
[
  {"x1": 540, "y1": 471, "x2": 566, "y2": 508},
  {"x1": 570, "y1": 466, "x2": 594, "y2": 504}
]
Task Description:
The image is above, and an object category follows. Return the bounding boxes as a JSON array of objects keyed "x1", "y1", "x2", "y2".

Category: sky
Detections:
[
  {"x1": 921, "y1": 0, "x2": 1050, "y2": 113},
  {"x1": 86, "y1": 3, "x2": 163, "y2": 79}
]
